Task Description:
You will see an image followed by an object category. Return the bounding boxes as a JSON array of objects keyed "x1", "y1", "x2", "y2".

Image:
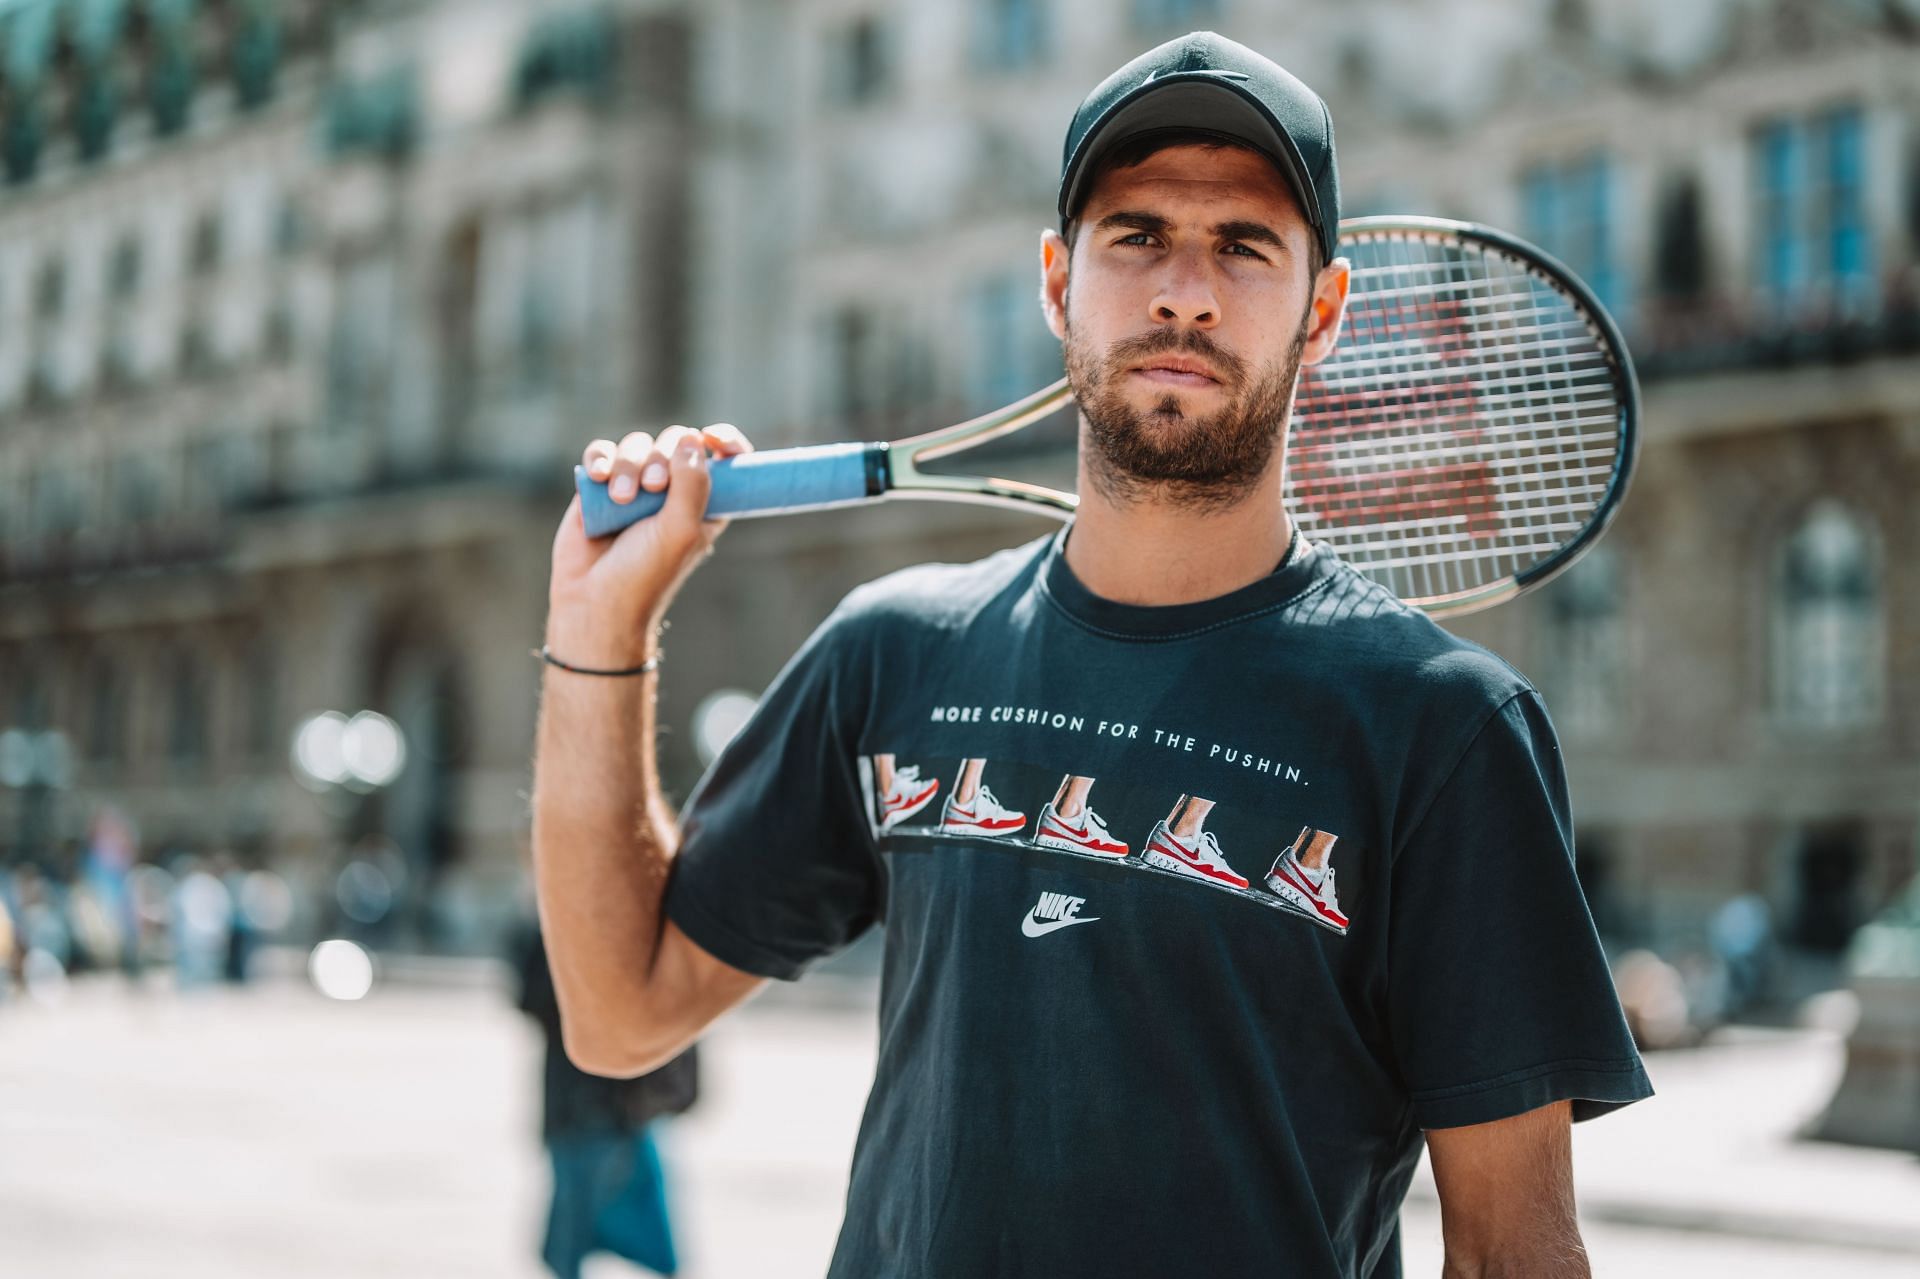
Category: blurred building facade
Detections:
[
  {"x1": 0, "y1": 0, "x2": 700, "y2": 947},
  {"x1": 1, "y1": 0, "x2": 1916, "y2": 965}
]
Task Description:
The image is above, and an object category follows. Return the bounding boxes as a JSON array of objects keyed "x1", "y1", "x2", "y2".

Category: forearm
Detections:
[
  {"x1": 529, "y1": 621, "x2": 677, "y2": 1072},
  {"x1": 1429, "y1": 1100, "x2": 1588, "y2": 1278}
]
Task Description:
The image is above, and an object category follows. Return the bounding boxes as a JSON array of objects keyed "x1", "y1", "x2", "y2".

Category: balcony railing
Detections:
[{"x1": 1631, "y1": 274, "x2": 1920, "y2": 379}]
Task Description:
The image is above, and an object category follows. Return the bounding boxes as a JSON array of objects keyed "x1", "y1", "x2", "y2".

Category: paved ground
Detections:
[{"x1": 1, "y1": 968, "x2": 1915, "y2": 1278}]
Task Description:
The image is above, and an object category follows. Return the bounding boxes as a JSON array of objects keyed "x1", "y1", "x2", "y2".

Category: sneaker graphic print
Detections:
[
  {"x1": 1034, "y1": 803, "x2": 1128, "y2": 858},
  {"x1": 1264, "y1": 826, "x2": 1349, "y2": 934},
  {"x1": 1031, "y1": 774, "x2": 1129, "y2": 857},
  {"x1": 940, "y1": 758, "x2": 1027, "y2": 837},
  {"x1": 877, "y1": 764, "x2": 939, "y2": 829}
]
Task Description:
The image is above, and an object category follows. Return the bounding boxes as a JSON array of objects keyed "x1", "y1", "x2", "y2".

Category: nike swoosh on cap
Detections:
[
  {"x1": 1143, "y1": 66, "x2": 1251, "y2": 83},
  {"x1": 1021, "y1": 909, "x2": 1101, "y2": 938}
]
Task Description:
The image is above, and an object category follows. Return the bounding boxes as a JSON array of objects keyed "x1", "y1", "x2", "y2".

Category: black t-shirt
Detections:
[{"x1": 666, "y1": 527, "x2": 1651, "y2": 1278}]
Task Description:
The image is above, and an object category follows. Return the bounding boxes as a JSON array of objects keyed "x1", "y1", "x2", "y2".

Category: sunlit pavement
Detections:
[{"x1": 1, "y1": 968, "x2": 1916, "y2": 1279}]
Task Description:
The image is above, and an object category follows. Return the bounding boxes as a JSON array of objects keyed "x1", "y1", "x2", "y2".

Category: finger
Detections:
[
  {"x1": 646, "y1": 426, "x2": 699, "y2": 492},
  {"x1": 582, "y1": 439, "x2": 617, "y2": 479},
  {"x1": 658, "y1": 429, "x2": 713, "y2": 540},
  {"x1": 701, "y1": 423, "x2": 754, "y2": 457},
  {"x1": 609, "y1": 432, "x2": 654, "y2": 502}
]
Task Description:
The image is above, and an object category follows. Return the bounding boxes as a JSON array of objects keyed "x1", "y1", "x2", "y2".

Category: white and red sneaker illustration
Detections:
[
  {"x1": 877, "y1": 765, "x2": 939, "y2": 829},
  {"x1": 1264, "y1": 828, "x2": 1350, "y2": 934},
  {"x1": 1032, "y1": 803, "x2": 1129, "y2": 858},
  {"x1": 1142, "y1": 821, "x2": 1250, "y2": 889},
  {"x1": 940, "y1": 785, "x2": 1027, "y2": 838}
]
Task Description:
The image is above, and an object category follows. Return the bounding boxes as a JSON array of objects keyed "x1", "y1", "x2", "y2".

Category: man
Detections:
[{"x1": 532, "y1": 31, "x2": 1650, "y2": 1278}]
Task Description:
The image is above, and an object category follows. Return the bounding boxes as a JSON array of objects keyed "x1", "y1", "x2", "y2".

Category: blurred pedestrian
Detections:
[
  {"x1": 510, "y1": 913, "x2": 695, "y2": 1279},
  {"x1": 13, "y1": 864, "x2": 73, "y2": 970},
  {"x1": 78, "y1": 807, "x2": 143, "y2": 980},
  {"x1": 212, "y1": 852, "x2": 256, "y2": 983},
  {"x1": 0, "y1": 870, "x2": 18, "y2": 1002},
  {"x1": 167, "y1": 854, "x2": 234, "y2": 990},
  {"x1": 1710, "y1": 893, "x2": 1776, "y2": 1018}
]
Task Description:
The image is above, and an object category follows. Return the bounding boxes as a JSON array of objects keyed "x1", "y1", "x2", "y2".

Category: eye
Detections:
[
  {"x1": 1223, "y1": 242, "x2": 1267, "y2": 260},
  {"x1": 1117, "y1": 232, "x2": 1157, "y2": 247}
]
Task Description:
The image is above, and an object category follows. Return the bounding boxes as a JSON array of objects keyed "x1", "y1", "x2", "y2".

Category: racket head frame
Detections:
[{"x1": 1293, "y1": 215, "x2": 1642, "y2": 617}]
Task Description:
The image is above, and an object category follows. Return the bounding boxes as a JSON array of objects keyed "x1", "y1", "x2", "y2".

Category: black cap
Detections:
[{"x1": 1059, "y1": 31, "x2": 1340, "y2": 264}]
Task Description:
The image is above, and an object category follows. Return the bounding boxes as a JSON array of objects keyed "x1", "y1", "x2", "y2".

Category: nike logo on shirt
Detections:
[{"x1": 1022, "y1": 891, "x2": 1099, "y2": 937}]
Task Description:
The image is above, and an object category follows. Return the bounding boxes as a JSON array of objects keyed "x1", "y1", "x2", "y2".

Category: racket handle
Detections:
[{"x1": 573, "y1": 441, "x2": 888, "y2": 539}]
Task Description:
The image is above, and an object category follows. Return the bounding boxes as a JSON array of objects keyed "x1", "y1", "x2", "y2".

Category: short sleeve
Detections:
[
  {"x1": 664, "y1": 599, "x2": 882, "y2": 981},
  {"x1": 1388, "y1": 690, "x2": 1652, "y2": 1129}
]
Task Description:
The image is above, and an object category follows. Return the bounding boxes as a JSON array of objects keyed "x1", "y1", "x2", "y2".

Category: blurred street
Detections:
[{"x1": 2, "y1": 968, "x2": 1916, "y2": 1278}]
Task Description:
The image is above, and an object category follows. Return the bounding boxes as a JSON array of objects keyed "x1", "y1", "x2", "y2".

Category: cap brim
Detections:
[{"x1": 1059, "y1": 78, "x2": 1322, "y2": 251}]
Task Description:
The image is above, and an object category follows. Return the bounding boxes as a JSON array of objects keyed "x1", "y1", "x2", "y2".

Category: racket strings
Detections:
[{"x1": 1288, "y1": 230, "x2": 1625, "y2": 604}]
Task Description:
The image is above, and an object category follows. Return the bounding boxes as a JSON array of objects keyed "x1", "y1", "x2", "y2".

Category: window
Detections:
[
  {"x1": 30, "y1": 467, "x2": 83, "y2": 539},
  {"x1": 34, "y1": 258, "x2": 64, "y2": 318},
  {"x1": 232, "y1": 2, "x2": 282, "y2": 109},
  {"x1": 245, "y1": 641, "x2": 277, "y2": 760},
  {"x1": 327, "y1": 252, "x2": 396, "y2": 426},
  {"x1": 191, "y1": 212, "x2": 223, "y2": 277},
  {"x1": 2, "y1": 3, "x2": 53, "y2": 182},
  {"x1": 8, "y1": 655, "x2": 47, "y2": 730},
  {"x1": 974, "y1": 0, "x2": 1050, "y2": 71},
  {"x1": 1753, "y1": 107, "x2": 1873, "y2": 311},
  {"x1": 325, "y1": 67, "x2": 418, "y2": 159},
  {"x1": 166, "y1": 650, "x2": 207, "y2": 766},
  {"x1": 1771, "y1": 501, "x2": 1882, "y2": 729},
  {"x1": 1131, "y1": 0, "x2": 1222, "y2": 33},
  {"x1": 31, "y1": 256, "x2": 66, "y2": 402},
  {"x1": 84, "y1": 654, "x2": 124, "y2": 765},
  {"x1": 112, "y1": 456, "x2": 161, "y2": 529},
  {"x1": 1652, "y1": 174, "x2": 1708, "y2": 305},
  {"x1": 1522, "y1": 152, "x2": 1622, "y2": 316},
  {"x1": 110, "y1": 237, "x2": 142, "y2": 296},
  {"x1": 1539, "y1": 543, "x2": 1625, "y2": 738},
  {"x1": 276, "y1": 199, "x2": 307, "y2": 256},
  {"x1": 265, "y1": 292, "x2": 295, "y2": 363},
  {"x1": 149, "y1": 11, "x2": 196, "y2": 135},
  {"x1": 829, "y1": 305, "x2": 879, "y2": 420},
  {"x1": 517, "y1": 196, "x2": 597, "y2": 393},
  {"x1": 513, "y1": 8, "x2": 614, "y2": 111},
  {"x1": 966, "y1": 272, "x2": 1061, "y2": 412},
  {"x1": 1792, "y1": 826, "x2": 1864, "y2": 951},
  {"x1": 1573, "y1": 828, "x2": 1626, "y2": 939},
  {"x1": 105, "y1": 292, "x2": 141, "y2": 383},
  {"x1": 823, "y1": 302, "x2": 929, "y2": 427},
  {"x1": 829, "y1": 17, "x2": 890, "y2": 106}
]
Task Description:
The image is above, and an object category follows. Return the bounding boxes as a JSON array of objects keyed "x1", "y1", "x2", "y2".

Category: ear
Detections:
[
  {"x1": 1300, "y1": 256, "x2": 1351, "y2": 367},
  {"x1": 1039, "y1": 228, "x2": 1070, "y2": 342}
]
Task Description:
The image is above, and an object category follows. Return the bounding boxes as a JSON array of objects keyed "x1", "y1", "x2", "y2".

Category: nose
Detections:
[{"x1": 1148, "y1": 251, "x2": 1220, "y2": 329}]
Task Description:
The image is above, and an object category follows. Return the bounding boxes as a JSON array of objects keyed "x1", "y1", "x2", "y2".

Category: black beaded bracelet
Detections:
[{"x1": 533, "y1": 645, "x2": 662, "y2": 677}]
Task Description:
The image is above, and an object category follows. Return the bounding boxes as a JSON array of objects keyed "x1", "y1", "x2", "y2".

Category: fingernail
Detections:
[
  {"x1": 643, "y1": 463, "x2": 667, "y2": 487},
  {"x1": 611, "y1": 476, "x2": 635, "y2": 499}
]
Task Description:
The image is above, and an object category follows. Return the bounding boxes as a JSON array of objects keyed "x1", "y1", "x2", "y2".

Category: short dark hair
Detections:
[{"x1": 1062, "y1": 130, "x2": 1327, "y2": 282}]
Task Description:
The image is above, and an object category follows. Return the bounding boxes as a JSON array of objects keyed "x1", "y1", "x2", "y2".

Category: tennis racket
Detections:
[{"x1": 575, "y1": 215, "x2": 1638, "y2": 617}]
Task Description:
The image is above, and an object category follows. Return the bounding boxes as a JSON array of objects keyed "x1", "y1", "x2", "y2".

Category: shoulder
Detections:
[
  {"x1": 1284, "y1": 548, "x2": 1537, "y2": 716},
  {"x1": 766, "y1": 536, "x2": 1048, "y2": 703},
  {"x1": 828, "y1": 533, "x2": 1052, "y2": 641}
]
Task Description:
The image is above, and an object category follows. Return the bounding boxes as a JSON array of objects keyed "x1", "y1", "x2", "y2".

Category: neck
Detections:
[{"x1": 1064, "y1": 427, "x2": 1296, "y2": 607}]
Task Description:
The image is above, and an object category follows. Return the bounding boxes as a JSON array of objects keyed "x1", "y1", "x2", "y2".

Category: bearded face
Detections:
[{"x1": 1063, "y1": 296, "x2": 1312, "y2": 512}]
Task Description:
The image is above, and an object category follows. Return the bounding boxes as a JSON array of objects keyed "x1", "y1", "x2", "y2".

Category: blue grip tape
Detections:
[{"x1": 574, "y1": 442, "x2": 879, "y2": 539}]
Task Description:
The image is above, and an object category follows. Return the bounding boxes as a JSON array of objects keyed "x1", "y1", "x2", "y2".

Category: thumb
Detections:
[{"x1": 656, "y1": 434, "x2": 714, "y2": 544}]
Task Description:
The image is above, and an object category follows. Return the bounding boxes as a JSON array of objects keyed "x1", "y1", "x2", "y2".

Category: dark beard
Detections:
[{"x1": 1064, "y1": 307, "x2": 1309, "y2": 513}]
